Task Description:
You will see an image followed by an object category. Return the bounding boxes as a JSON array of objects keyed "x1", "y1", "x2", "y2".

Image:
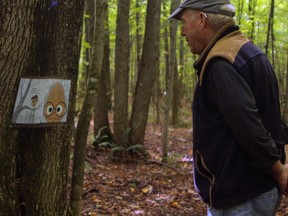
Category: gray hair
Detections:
[
  {"x1": 205, "y1": 12, "x2": 235, "y2": 32},
  {"x1": 187, "y1": 9, "x2": 235, "y2": 32}
]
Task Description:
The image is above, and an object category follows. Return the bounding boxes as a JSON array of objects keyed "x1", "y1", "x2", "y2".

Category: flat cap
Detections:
[{"x1": 169, "y1": 0, "x2": 236, "y2": 20}]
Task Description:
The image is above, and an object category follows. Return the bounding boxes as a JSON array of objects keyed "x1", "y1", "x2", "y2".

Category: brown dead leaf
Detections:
[{"x1": 171, "y1": 201, "x2": 180, "y2": 208}]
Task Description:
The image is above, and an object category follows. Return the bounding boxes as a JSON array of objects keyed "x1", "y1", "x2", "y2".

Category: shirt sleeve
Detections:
[{"x1": 204, "y1": 58, "x2": 279, "y2": 173}]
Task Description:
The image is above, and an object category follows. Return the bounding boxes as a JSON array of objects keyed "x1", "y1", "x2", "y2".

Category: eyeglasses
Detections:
[{"x1": 43, "y1": 102, "x2": 67, "y2": 117}]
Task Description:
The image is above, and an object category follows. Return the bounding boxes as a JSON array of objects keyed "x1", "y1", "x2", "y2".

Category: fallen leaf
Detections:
[
  {"x1": 130, "y1": 187, "x2": 135, "y2": 193},
  {"x1": 171, "y1": 201, "x2": 180, "y2": 208},
  {"x1": 141, "y1": 185, "x2": 153, "y2": 194}
]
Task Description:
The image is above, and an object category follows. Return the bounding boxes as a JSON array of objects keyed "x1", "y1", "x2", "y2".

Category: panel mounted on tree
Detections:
[{"x1": 11, "y1": 77, "x2": 71, "y2": 127}]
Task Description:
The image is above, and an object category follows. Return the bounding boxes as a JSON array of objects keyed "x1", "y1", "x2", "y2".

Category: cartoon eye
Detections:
[
  {"x1": 43, "y1": 102, "x2": 54, "y2": 117},
  {"x1": 55, "y1": 102, "x2": 66, "y2": 117}
]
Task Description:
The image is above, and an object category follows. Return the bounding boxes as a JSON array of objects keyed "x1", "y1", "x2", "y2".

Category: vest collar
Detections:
[{"x1": 194, "y1": 24, "x2": 239, "y2": 72}]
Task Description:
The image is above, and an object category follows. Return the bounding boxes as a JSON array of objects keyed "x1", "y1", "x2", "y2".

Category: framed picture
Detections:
[{"x1": 11, "y1": 78, "x2": 71, "y2": 127}]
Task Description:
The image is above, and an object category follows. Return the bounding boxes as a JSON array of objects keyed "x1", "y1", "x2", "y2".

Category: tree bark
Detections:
[
  {"x1": 93, "y1": 0, "x2": 113, "y2": 146},
  {"x1": 0, "y1": 0, "x2": 33, "y2": 214},
  {"x1": 248, "y1": 0, "x2": 256, "y2": 41},
  {"x1": 162, "y1": 0, "x2": 180, "y2": 162},
  {"x1": 77, "y1": 0, "x2": 96, "y2": 110},
  {"x1": 172, "y1": 60, "x2": 179, "y2": 126},
  {"x1": 129, "y1": 0, "x2": 162, "y2": 148},
  {"x1": 265, "y1": 0, "x2": 274, "y2": 64},
  {"x1": 70, "y1": 0, "x2": 106, "y2": 215},
  {"x1": 0, "y1": 0, "x2": 84, "y2": 215},
  {"x1": 113, "y1": 0, "x2": 131, "y2": 147},
  {"x1": 283, "y1": 49, "x2": 288, "y2": 122},
  {"x1": 237, "y1": 0, "x2": 244, "y2": 26}
]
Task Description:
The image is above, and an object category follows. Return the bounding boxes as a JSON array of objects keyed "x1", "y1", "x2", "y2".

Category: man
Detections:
[{"x1": 169, "y1": 0, "x2": 288, "y2": 215}]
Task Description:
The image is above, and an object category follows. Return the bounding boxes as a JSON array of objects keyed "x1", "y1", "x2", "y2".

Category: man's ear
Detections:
[
  {"x1": 199, "y1": 12, "x2": 208, "y2": 29},
  {"x1": 201, "y1": 12, "x2": 208, "y2": 19}
]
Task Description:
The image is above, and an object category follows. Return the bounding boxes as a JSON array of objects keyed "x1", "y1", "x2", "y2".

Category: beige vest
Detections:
[{"x1": 199, "y1": 31, "x2": 250, "y2": 86}]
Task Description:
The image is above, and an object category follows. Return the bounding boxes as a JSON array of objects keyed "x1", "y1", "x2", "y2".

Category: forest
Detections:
[{"x1": 1, "y1": 0, "x2": 288, "y2": 215}]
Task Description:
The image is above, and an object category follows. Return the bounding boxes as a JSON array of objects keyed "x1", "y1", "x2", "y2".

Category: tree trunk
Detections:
[
  {"x1": 152, "y1": 62, "x2": 162, "y2": 125},
  {"x1": 77, "y1": 0, "x2": 96, "y2": 111},
  {"x1": 248, "y1": 0, "x2": 256, "y2": 41},
  {"x1": 70, "y1": 0, "x2": 106, "y2": 215},
  {"x1": 104, "y1": 7, "x2": 113, "y2": 111},
  {"x1": 134, "y1": 0, "x2": 143, "y2": 92},
  {"x1": 265, "y1": 0, "x2": 274, "y2": 62},
  {"x1": 93, "y1": 0, "x2": 113, "y2": 146},
  {"x1": 0, "y1": 1, "x2": 84, "y2": 215},
  {"x1": 162, "y1": 0, "x2": 180, "y2": 162},
  {"x1": 172, "y1": 60, "x2": 179, "y2": 126},
  {"x1": 270, "y1": 0, "x2": 275, "y2": 66},
  {"x1": 0, "y1": 0, "x2": 33, "y2": 214},
  {"x1": 85, "y1": 0, "x2": 96, "y2": 60},
  {"x1": 113, "y1": 0, "x2": 131, "y2": 147},
  {"x1": 136, "y1": 0, "x2": 142, "y2": 72},
  {"x1": 283, "y1": 49, "x2": 288, "y2": 122},
  {"x1": 179, "y1": 37, "x2": 185, "y2": 113},
  {"x1": 237, "y1": 0, "x2": 244, "y2": 26},
  {"x1": 129, "y1": 0, "x2": 162, "y2": 149}
]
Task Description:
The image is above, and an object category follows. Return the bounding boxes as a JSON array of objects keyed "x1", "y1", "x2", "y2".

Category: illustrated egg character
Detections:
[{"x1": 43, "y1": 82, "x2": 67, "y2": 122}]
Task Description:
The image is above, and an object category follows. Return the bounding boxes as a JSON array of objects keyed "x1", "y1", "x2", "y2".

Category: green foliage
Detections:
[
  {"x1": 175, "y1": 119, "x2": 191, "y2": 128},
  {"x1": 93, "y1": 126, "x2": 145, "y2": 156},
  {"x1": 84, "y1": 161, "x2": 93, "y2": 173},
  {"x1": 76, "y1": 0, "x2": 288, "y2": 130},
  {"x1": 162, "y1": 152, "x2": 183, "y2": 168},
  {"x1": 93, "y1": 126, "x2": 114, "y2": 149},
  {"x1": 98, "y1": 139, "x2": 145, "y2": 156},
  {"x1": 126, "y1": 144, "x2": 146, "y2": 152}
]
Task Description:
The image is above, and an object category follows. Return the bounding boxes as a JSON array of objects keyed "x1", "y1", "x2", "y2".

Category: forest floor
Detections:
[{"x1": 80, "y1": 123, "x2": 288, "y2": 216}]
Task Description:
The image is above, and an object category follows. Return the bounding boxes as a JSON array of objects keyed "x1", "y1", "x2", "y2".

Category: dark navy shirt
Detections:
[{"x1": 192, "y1": 36, "x2": 282, "y2": 208}]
